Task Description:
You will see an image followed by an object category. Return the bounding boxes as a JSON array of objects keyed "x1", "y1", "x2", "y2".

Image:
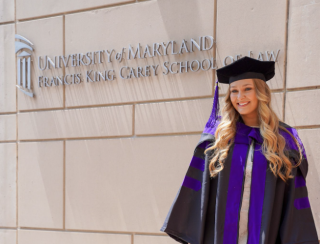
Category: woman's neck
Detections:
[{"x1": 240, "y1": 114, "x2": 260, "y2": 127}]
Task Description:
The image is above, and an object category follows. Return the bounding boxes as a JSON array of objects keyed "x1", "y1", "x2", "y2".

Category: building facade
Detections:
[{"x1": 0, "y1": 0, "x2": 319, "y2": 243}]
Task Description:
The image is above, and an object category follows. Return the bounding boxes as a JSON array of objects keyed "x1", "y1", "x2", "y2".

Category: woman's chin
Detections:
[{"x1": 237, "y1": 109, "x2": 254, "y2": 116}]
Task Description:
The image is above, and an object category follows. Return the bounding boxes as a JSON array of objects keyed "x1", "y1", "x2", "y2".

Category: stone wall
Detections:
[{"x1": 0, "y1": 0, "x2": 319, "y2": 243}]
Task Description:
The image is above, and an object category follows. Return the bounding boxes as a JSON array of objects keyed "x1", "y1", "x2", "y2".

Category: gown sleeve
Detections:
[
  {"x1": 160, "y1": 138, "x2": 213, "y2": 244},
  {"x1": 279, "y1": 130, "x2": 319, "y2": 244}
]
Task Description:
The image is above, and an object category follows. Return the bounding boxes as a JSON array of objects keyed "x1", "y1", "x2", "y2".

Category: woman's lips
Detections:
[{"x1": 237, "y1": 101, "x2": 250, "y2": 107}]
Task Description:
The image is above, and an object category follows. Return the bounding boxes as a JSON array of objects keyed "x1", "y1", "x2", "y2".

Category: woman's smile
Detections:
[{"x1": 237, "y1": 101, "x2": 250, "y2": 107}]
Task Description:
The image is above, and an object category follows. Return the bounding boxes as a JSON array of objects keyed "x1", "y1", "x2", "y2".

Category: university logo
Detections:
[{"x1": 15, "y1": 34, "x2": 34, "y2": 97}]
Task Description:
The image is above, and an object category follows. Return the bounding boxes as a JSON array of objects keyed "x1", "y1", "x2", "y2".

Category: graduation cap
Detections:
[
  {"x1": 216, "y1": 56, "x2": 275, "y2": 84},
  {"x1": 203, "y1": 56, "x2": 275, "y2": 135}
]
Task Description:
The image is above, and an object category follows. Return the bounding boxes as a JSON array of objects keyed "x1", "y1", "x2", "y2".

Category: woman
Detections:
[{"x1": 160, "y1": 56, "x2": 318, "y2": 244}]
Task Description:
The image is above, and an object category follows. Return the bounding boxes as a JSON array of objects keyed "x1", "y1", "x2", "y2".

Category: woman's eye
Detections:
[
  {"x1": 231, "y1": 90, "x2": 237, "y2": 93},
  {"x1": 245, "y1": 88, "x2": 252, "y2": 91}
]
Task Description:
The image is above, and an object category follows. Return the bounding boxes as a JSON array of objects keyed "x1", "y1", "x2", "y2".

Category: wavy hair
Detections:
[{"x1": 204, "y1": 78, "x2": 303, "y2": 182}]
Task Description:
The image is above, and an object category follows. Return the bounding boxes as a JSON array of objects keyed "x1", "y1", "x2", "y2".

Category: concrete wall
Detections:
[{"x1": 0, "y1": 0, "x2": 319, "y2": 243}]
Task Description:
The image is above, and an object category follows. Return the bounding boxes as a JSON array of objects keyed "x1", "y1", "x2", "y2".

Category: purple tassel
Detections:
[
  {"x1": 206, "y1": 80, "x2": 220, "y2": 127},
  {"x1": 203, "y1": 80, "x2": 220, "y2": 135}
]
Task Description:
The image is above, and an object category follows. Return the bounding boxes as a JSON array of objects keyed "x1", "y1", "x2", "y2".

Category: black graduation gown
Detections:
[{"x1": 160, "y1": 119, "x2": 319, "y2": 244}]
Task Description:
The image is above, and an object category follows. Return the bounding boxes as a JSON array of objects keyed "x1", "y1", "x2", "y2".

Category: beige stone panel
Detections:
[
  {"x1": 18, "y1": 105, "x2": 132, "y2": 140},
  {"x1": 65, "y1": 135, "x2": 200, "y2": 232},
  {"x1": 134, "y1": 235, "x2": 177, "y2": 244},
  {"x1": 65, "y1": 0, "x2": 214, "y2": 107},
  {"x1": 0, "y1": 143, "x2": 16, "y2": 227},
  {"x1": 287, "y1": 0, "x2": 320, "y2": 89},
  {"x1": 18, "y1": 141, "x2": 63, "y2": 228},
  {"x1": 16, "y1": 16, "x2": 64, "y2": 111},
  {"x1": 136, "y1": 97, "x2": 221, "y2": 135},
  {"x1": 271, "y1": 92, "x2": 283, "y2": 121},
  {"x1": 0, "y1": 0, "x2": 14, "y2": 23},
  {"x1": 136, "y1": 92, "x2": 282, "y2": 135},
  {"x1": 216, "y1": 0, "x2": 287, "y2": 94},
  {"x1": 0, "y1": 230, "x2": 16, "y2": 244},
  {"x1": 297, "y1": 128, "x2": 320, "y2": 235},
  {"x1": 16, "y1": 0, "x2": 134, "y2": 20},
  {"x1": 0, "y1": 114, "x2": 16, "y2": 141},
  {"x1": 0, "y1": 24, "x2": 16, "y2": 113},
  {"x1": 18, "y1": 229, "x2": 131, "y2": 244},
  {"x1": 285, "y1": 89, "x2": 320, "y2": 127}
]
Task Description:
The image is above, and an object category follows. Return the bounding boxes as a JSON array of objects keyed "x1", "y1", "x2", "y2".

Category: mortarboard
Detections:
[
  {"x1": 203, "y1": 56, "x2": 275, "y2": 134},
  {"x1": 216, "y1": 56, "x2": 275, "y2": 84}
]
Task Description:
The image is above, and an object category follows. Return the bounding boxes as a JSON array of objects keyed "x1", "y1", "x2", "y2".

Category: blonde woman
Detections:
[{"x1": 160, "y1": 56, "x2": 318, "y2": 244}]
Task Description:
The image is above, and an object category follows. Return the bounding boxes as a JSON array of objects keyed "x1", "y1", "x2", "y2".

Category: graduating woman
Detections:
[{"x1": 160, "y1": 56, "x2": 319, "y2": 244}]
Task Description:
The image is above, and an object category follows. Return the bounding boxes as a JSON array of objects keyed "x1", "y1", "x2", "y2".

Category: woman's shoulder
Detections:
[
  {"x1": 278, "y1": 120, "x2": 303, "y2": 152},
  {"x1": 278, "y1": 120, "x2": 298, "y2": 136},
  {"x1": 279, "y1": 120, "x2": 294, "y2": 130},
  {"x1": 278, "y1": 121, "x2": 308, "y2": 177}
]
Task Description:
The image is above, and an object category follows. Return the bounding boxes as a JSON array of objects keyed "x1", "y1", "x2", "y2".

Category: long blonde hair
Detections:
[{"x1": 204, "y1": 78, "x2": 303, "y2": 182}]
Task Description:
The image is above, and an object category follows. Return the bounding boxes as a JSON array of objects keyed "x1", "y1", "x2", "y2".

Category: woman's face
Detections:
[{"x1": 229, "y1": 79, "x2": 259, "y2": 116}]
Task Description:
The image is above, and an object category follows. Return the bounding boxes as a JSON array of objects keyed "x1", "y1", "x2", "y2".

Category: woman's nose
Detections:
[{"x1": 237, "y1": 91, "x2": 245, "y2": 100}]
